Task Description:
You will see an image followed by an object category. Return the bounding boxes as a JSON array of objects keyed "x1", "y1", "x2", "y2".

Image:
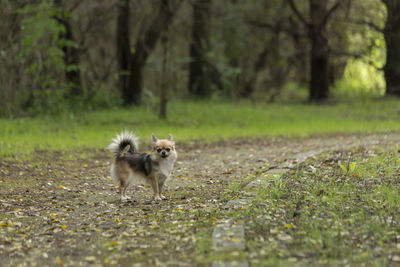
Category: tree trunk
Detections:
[
  {"x1": 309, "y1": 33, "x2": 329, "y2": 101},
  {"x1": 54, "y1": 0, "x2": 82, "y2": 97},
  {"x1": 159, "y1": 32, "x2": 168, "y2": 119},
  {"x1": 116, "y1": 0, "x2": 131, "y2": 104},
  {"x1": 309, "y1": 0, "x2": 329, "y2": 102},
  {"x1": 128, "y1": 0, "x2": 180, "y2": 105},
  {"x1": 188, "y1": 0, "x2": 211, "y2": 97},
  {"x1": 382, "y1": 0, "x2": 400, "y2": 97}
]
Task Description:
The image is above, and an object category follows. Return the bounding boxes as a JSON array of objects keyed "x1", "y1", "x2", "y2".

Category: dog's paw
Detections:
[
  {"x1": 160, "y1": 194, "x2": 167, "y2": 200},
  {"x1": 154, "y1": 196, "x2": 162, "y2": 202}
]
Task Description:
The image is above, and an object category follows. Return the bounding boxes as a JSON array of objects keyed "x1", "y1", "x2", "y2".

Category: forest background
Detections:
[{"x1": 0, "y1": 0, "x2": 398, "y2": 118}]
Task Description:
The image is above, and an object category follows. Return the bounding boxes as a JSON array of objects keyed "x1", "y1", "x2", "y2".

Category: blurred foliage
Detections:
[
  {"x1": 0, "y1": 0, "x2": 393, "y2": 117},
  {"x1": 17, "y1": 2, "x2": 67, "y2": 114},
  {"x1": 332, "y1": 0, "x2": 386, "y2": 98}
]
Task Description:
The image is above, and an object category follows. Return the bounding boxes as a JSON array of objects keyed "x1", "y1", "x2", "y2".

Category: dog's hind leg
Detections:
[
  {"x1": 119, "y1": 181, "x2": 125, "y2": 201},
  {"x1": 117, "y1": 162, "x2": 131, "y2": 201},
  {"x1": 121, "y1": 181, "x2": 131, "y2": 200},
  {"x1": 119, "y1": 180, "x2": 130, "y2": 201}
]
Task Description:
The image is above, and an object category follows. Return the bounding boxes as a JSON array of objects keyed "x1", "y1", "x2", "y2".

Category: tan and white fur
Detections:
[{"x1": 107, "y1": 131, "x2": 177, "y2": 201}]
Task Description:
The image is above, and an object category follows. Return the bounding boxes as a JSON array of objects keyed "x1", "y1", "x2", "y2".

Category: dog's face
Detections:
[{"x1": 152, "y1": 134, "x2": 176, "y2": 159}]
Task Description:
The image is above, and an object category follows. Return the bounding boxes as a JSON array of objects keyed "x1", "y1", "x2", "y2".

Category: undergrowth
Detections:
[{"x1": 239, "y1": 146, "x2": 400, "y2": 265}]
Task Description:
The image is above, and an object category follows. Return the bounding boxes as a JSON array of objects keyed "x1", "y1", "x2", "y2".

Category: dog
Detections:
[{"x1": 107, "y1": 131, "x2": 177, "y2": 201}]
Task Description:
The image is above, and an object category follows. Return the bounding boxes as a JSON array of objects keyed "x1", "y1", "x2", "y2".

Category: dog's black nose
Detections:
[{"x1": 161, "y1": 151, "x2": 167, "y2": 156}]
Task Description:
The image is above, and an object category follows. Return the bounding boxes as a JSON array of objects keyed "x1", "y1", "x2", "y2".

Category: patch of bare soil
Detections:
[{"x1": 0, "y1": 133, "x2": 399, "y2": 266}]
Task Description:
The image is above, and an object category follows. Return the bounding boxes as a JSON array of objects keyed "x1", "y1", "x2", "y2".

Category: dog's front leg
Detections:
[
  {"x1": 157, "y1": 174, "x2": 168, "y2": 200},
  {"x1": 149, "y1": 176, "x2": 161, "y2": 201}
]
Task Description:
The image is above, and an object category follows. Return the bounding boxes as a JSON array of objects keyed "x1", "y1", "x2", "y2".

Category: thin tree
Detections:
[
  {"x1": 159, "y1": 31, "x2": 168, "y2": 119},
  {"x1": 381, "y1": 0, "x2": 400, "y2": 97},
  {"x1": 189, "y1": 0, "x2": 211, "y2": 97},
  {"x1": 116, "y1": 0, "x2": 131, "y2": 104},
  {"x1": 288, "y1": 0, "x2": 342, "y2": 102},
  {"x1": 54, "y1": 0, "x2": 82, "y2": 97},
  {"x1": 240, "y1": 44, "x2": 269, "y2": 98},
  {"x1": 241, "y1": 17, "x2": 286, "y2": 98},
  {"x1": 127, "y1": 0, "x2": 182, "y2": 105}
]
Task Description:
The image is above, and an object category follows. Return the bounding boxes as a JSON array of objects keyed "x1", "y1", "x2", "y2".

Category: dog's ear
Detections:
[
  {"x1": 152, "y1": 133, "x2": 157, "y2": 144},
  {"x1": 167, "y1": 134, "x2": 175, "y2": 146}
]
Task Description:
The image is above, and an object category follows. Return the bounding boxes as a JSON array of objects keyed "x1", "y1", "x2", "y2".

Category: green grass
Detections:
[
  {"x1": 1, "y1": 98, "x2": 400, "y2": 159},
  {"x1": 236, "y1": 146, "x2": 400, "y2": 265}
]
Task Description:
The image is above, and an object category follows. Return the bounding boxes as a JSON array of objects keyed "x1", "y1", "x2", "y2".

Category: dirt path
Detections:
[{"x1": 0, "y1": 133, "x2": 399, "y2": 266}]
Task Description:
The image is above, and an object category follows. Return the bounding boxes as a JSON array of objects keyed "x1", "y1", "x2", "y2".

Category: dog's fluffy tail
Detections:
[{"x1": 107, "y1": 131, "x2": 139, "y2": 158}]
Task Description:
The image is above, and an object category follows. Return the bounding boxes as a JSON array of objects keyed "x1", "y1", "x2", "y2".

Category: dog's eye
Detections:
[
  {"x1": 157, "y1": 148, "x2": 162, "y2": 153},
  {"x1": 166, "y1": 148, "x2": 171, "y2": 152}
]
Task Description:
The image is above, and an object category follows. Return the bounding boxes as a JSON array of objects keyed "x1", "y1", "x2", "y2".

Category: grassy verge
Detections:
[
  {"x1": 228, "y1": 145, "x2": 400, "y2": 265},
  {"x1": 1, "y1": 98, "x2": 399, "y2": 159}
]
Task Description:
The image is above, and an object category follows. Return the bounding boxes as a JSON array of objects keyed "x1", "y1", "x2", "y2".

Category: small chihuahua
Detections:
[{"x1": 107, "y1": 131, "x2": 177, "y2": 201}]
